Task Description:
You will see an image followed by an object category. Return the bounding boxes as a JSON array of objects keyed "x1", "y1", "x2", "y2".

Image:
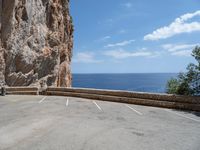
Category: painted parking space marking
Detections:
[
  {"x1": 125, "y1": 104, "x2": 143, "y2": 115},
  {"x1": 66, "y1": 98, "x2": 69, "y2": 107},
  {"x1": 165, "y1": 109, "x2": 200, "y2": 123},
  {"x1": 38, "y1": 96, "x2": 47, "y2": 103},
  {"x1": 92, "y1": 101, "x2": 102, "y2": 111}
]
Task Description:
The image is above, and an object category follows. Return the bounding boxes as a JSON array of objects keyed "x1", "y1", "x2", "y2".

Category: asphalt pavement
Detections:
[{"x1": 0, "y1": 95, "x2": 199, "y2": 150}]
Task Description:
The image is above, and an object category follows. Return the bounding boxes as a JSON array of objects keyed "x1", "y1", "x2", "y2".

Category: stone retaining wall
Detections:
[
  {"x1": 46, "y1": 87, "x2": 200, "y2": 111},
  {"x1": 47, "y1": 87, "x2": 200, "y2": 104},
  {"x1": 5, "y1": 87, "x2": 39, "y2": 95},
  {"x1": 1, "y1": 87, "x2": 200, "y2": 111}
]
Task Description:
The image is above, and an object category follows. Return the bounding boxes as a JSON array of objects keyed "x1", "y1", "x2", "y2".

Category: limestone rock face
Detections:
[{"x1": 0, "y1": 0, "x2": 73, "y2": 87}]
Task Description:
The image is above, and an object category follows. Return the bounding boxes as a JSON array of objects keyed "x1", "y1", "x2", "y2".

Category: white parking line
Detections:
[
  {"x1": 38, "y1": 96, "x2": 47, "y2": 103},
  {"x1": 92, "y1": 101, "x2": 102, "y2": 111},
  {"x1": 165, "y1": 109, "x2": 200, "y2": 123},
  {"x1": 125, "y1": 104, "x2": 143, "y2": 115},
  {"x1": 66, "y1": 98, "x2": 69, "y2": 107}
]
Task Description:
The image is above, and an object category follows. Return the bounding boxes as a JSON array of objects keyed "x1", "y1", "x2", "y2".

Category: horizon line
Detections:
[{"x1": 72, "y1": 72, "x2": 179, "y2": 74}]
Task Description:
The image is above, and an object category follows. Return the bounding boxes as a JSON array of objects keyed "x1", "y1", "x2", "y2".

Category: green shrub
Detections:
[
  {"x1": 166, "y1": 46, "x2": 200, "y2": 96},
  {"x1": 166, "y1": 78, "x2": 180, "y2": 94}
]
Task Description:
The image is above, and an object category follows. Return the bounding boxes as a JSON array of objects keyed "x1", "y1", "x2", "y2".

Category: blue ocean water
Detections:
[{"x1": 72, "y1": 73, "x2": 178, "y2": 93}]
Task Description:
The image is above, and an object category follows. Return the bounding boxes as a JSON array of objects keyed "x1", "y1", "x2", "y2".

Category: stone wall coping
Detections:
[{"x1": 47, "y1": 87, "x2": 200, "y2": 104}]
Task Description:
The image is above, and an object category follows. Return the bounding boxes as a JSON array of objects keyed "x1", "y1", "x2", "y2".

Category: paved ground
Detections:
[{"x1": 0, "y1": 95, "x2": 199, "y2": 150}]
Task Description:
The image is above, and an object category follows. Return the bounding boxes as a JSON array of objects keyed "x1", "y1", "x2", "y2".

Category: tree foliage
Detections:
[{"x1": 166, "y1": 46, "x2": 200, "y2": 96}]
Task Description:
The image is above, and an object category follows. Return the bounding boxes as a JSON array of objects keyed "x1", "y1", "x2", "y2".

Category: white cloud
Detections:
[
  {"x1": 122, "y1": 2, "x2": 132, "y2": 8},
  {"x1": 118, "y1": 29, "x2": 126, "y2": 34},
  {"x1": 162, "y1": 43, "x2": 199, "y2": 52},
  {"x1": 103, "y1": 49, "x2": 153, "y2": 59},
  {"x1": 97, "y1": 36, "x2": 111, "y2": 42},
  {"x1": 171, "y1": 50, "x2": 192, "y2": 57},
  {"x1": 102, "y1": 36, "x2": 111, "y2": 40},
  {"x1": 162, "y1": 43, "x2": 200, "y2": 56},
  {"x1": 73, "y1": 52, "x2": 102, "y2": 63},
  {"x1": 144, "y1": 10, "x2": 200, "y2": 40},
  {"x1": 105, "y1": 39, "x2": 135, "y2": 48}
]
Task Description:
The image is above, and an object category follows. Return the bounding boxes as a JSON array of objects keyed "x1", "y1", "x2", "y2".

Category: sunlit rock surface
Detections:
[{"x1": 0, "y1": 0, "x2": 73, "y2": 87}]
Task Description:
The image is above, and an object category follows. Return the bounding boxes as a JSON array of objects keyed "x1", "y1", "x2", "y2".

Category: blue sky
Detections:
[{"x1": 70, "y1": 0, "x2": 200, "y2": 73}]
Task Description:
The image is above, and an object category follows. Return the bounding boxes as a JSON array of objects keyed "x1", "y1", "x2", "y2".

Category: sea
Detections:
[{"x1": 72, "y1": 73, "x2": 178, "y2": 93}]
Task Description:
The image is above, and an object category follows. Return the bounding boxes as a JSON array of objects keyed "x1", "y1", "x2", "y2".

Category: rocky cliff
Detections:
[{"x1": 0, "y1": 0, "x2": 73, "y2": 87}]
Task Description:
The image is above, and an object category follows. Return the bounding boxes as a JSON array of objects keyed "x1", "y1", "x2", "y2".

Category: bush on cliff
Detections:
[{"x1": 166, "y1": 46, "x2": 200, "y2": 96}]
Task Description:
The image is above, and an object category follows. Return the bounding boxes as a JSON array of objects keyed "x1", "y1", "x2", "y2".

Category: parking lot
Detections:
[{"x1": 0, "y1": 95, "x2": 199, "y2": 150}]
